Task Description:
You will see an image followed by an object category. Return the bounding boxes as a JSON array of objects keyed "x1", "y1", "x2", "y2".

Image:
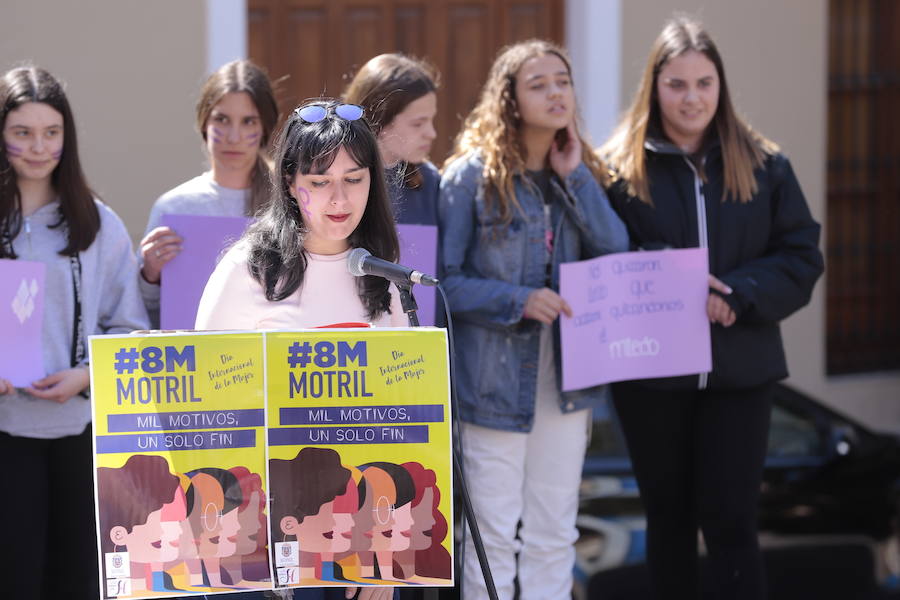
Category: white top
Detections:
[
  {"x1": 195, "y1": 243, "x2": 407, "y2": 330},
  {"x1": 139, "y1": 172, "x2": 249, "y2": 325}
]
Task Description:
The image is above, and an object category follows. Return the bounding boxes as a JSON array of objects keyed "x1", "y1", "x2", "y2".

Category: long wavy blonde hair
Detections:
[
  {"x1": 600, "y1": 17, "x2": 778, "y2": 205},
  {"x1": 444, "y1": 39, "x2": 607, "y2": 223}
]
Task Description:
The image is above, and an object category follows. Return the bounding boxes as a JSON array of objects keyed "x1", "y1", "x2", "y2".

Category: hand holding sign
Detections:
[
  {"x1": 140, "y1": 226, "x2": 184, "y2": 284},
  {"x1": 707, "y1": 274, "x2": 736, "y2": 327},
  {"x1": 524, "y1": 287, "x2": 572, "y2": 324}
]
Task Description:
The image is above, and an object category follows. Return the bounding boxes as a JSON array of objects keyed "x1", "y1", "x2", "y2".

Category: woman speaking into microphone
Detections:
[
  {"x1": 195, "y1": 99, "x2": 407, "y2": 332},
  {"x1": 195, "y1": 100, "x2": 404, "y2": 600}
]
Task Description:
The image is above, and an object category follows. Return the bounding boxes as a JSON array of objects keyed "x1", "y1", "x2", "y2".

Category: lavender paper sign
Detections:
[
  {"x1": 397, "y1": 224, "x2": 438, "y2": 326},
  {"x1": 0, "y1": 259, "x2": 46, "y2": 386},
  {"x1": 560, "y1": 248, "x2": 711, "y2": 391},
  {"x1": 160, "y1": 214, "x2": 252, "y2": 329}
]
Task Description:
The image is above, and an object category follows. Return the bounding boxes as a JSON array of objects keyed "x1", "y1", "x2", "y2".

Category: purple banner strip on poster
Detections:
[
  {"x1": 0, "y1": 259, "x2": 46, "y2": 386},
  {"x1": 397, "y1": 224, "x2": 438, "y2": 326},
  {"x1": 160, "y1": 214, "x2": 252, "y2": 329},
  {"x1": 280, "y1": 405, "x2": 444, "y2": 425},
  {"x1": 95, "y1": 429, "x2": 257, "y2": 453},
  {"x1": 268, "y1": 425, "x2": 428, "y2": 445},
  {"x1": 106, "y1": 409, "x2": 265, "y2": 432}
]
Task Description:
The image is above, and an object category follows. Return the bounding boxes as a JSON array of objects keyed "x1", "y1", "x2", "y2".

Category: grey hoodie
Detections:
[{"x1": 1, "y1": 199, "x2": 149, "y2": 438}]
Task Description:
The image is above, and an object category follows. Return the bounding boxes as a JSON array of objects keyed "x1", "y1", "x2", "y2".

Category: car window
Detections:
[{"x1": 768, "y1": 403, "x2": 825, "y2": 457}]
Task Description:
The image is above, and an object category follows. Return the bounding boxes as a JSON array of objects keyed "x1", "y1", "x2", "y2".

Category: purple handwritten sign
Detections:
[
  {"x1": 397, "y1": 224, "x2": 438, "y2": 326},
  {"x1": 160, "y1": 214, "x2": 252, "y2": 330},
  {"x1": 0, "y1": 259, "x2": 46, "y2": 386},
  {"x1": 559, "y1": 248, "x2": 711, "y2": 391}
]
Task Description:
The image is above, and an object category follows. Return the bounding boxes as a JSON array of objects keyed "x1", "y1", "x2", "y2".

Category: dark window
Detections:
[{"x1": 826, "y1": 0, "x2": 900, "y2": 374}]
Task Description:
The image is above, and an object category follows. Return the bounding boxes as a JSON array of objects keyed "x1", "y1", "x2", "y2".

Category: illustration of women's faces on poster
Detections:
[
  {"x1": 363, "y1": 467, "x2": 396, "y2": 552},
  {"x1": 97, "y1": 454, "x2": 185, "y2": 595},
  {"x1": 360, "y1": 463, "x2": 415, "y2": 580},
  {"x1": 219, "y1": 466, "x2": 270, "y2": 587},
  {"x1": 410, "y1": 487, "x2": 437, "y2": 549},
  {"x1": 184, "y1": 468, "x2": 243, "y2": 587},
  {"x1": 269, "y1": 447, "x2": 351, "y2": 583},
  {"x1": 347, "y1": 467, "x2": 375, "y2": 557},
  {"x1": 404, "y1": 463, "x2": 438, "y2": 552},
  {"x1": 171, "y1": 473, "x2": 199, "y2": 566},
  {"x1": 330, "y1": 477, "x2": 358, "y2": 554},
  {"x1": 231, "y1": 468, "x2": 265, "y2": 556},
  {"x1": 398, "y1": 461, "x2": 451, "y2": 581},
  {"x1": 357, "y1": 466, "x2": 396, "y2": 570}
]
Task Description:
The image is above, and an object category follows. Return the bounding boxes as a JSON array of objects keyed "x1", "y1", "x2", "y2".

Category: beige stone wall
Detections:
[
  {"x1": 0, "y1": 0, "x2": 208, "y2": 242},
  {"x1": 619, "y1": 1, "x2": 900, "y2": 432}
]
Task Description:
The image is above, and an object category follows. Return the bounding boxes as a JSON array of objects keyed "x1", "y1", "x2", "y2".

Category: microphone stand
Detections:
[
  {"x1": 395, "y1": 281, "x2": 498, "y2": 600},
  {"x1": 396, "y1": 283, "x2": 420, "y2": 328}
]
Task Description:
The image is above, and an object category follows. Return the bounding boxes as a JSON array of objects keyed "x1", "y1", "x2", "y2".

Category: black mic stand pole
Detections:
[
  {"x1": 396, "y1": 283, "x2": 421, "y2": 328},
  {"x1": 395, "y1": 282, "x2": 498, "y2": 600}
]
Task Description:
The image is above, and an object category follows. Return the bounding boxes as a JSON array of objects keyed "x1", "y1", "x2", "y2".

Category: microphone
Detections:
[{"x1": 347, "y1": 248, "x2": 439, "y2": 287}]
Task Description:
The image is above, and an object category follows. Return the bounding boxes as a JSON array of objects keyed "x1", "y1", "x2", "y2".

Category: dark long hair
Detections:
[
  {"x1": 0, "y1": 66, "x2": 98, "y2": 258},
  {"x1": 244, "y1": 98, "x2": 399, "y2": 321},
  {"x1": 196, "y1": 59, "x2": 279, "y2": 215}
]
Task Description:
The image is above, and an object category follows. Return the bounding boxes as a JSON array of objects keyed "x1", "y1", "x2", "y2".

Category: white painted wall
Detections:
[
  {"x1": 206, "y1": 0, "x2": 248, "y2": 74},
  {"x1": 566, "y1": 0, "x2": 621, "y2": 148}
]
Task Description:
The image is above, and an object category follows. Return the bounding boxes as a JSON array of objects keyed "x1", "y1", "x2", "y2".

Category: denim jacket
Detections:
[{"x1": 439, "y1": 154, "x2": 630, "y2": 432}]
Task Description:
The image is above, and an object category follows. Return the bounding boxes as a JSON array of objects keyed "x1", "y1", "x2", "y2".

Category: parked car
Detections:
[{"x1": 574, "y1": 383, "x2": 900, "y2": 599}]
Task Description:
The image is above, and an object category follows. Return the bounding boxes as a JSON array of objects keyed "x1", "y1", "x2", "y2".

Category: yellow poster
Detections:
[
  {"x1": 90, "y1": 332, "x2": 269, "y2": 598},
  {"x1": 266, "y1": 328, "x2": 453, "y2": 589},
  {"x1": 90, "y1": 328, "x2": 454, "y2": 597}
]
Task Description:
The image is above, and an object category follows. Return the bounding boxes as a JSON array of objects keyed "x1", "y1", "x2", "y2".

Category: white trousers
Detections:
[{"x1": 461, "y1": 331, "x2": 589, "y2": 600}]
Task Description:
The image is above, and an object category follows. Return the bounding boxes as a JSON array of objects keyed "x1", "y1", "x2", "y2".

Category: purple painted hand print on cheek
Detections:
[{"x1": 296, "y1": 186, "x2": 313, "y2": 218}]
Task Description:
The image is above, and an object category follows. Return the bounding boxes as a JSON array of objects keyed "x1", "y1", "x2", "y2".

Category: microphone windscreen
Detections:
[{"x1": 347, "y1": 247, "x2": 371, "y2": 277}]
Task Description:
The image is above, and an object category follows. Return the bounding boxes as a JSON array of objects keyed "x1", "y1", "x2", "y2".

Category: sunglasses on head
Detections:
[{"x1": 294, "y1": 103, "x2": 364, "y2": 123}]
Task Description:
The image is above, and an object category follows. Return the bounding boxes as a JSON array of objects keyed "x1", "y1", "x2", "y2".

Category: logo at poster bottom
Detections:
[
  {"x1": 106, "y1": 578, "x2": 131, "y2": 597},
  {"x1": 278, "y1": 567, "x2": 299, "y2": 585}
]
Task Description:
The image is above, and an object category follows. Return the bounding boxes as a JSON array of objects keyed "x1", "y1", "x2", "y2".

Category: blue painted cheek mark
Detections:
[{"x1": 296, "y1": 186, "x2": 313, "y2": 218}]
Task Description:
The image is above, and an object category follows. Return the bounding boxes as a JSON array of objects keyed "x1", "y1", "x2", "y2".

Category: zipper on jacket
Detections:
[
  {"x1": 25, "y1": 217, "x2": 33, "y2": 253},
  {"x1": 683, "y1": 157, "x2": 710, "y2": 390}
]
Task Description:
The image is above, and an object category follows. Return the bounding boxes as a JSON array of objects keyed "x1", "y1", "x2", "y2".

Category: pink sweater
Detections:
[{"x1": 195, "y1": 244, "x2": 407, "y2": 330}]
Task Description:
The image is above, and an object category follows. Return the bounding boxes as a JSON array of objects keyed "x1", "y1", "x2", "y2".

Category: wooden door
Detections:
[{"x1": 248, "y1": 0, "x2": 565, "y2": 163}]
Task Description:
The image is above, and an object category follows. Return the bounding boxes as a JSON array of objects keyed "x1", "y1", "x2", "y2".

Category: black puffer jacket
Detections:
[{"x1": 606, "y1": 139, "x2": 824, "y2": 391}]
